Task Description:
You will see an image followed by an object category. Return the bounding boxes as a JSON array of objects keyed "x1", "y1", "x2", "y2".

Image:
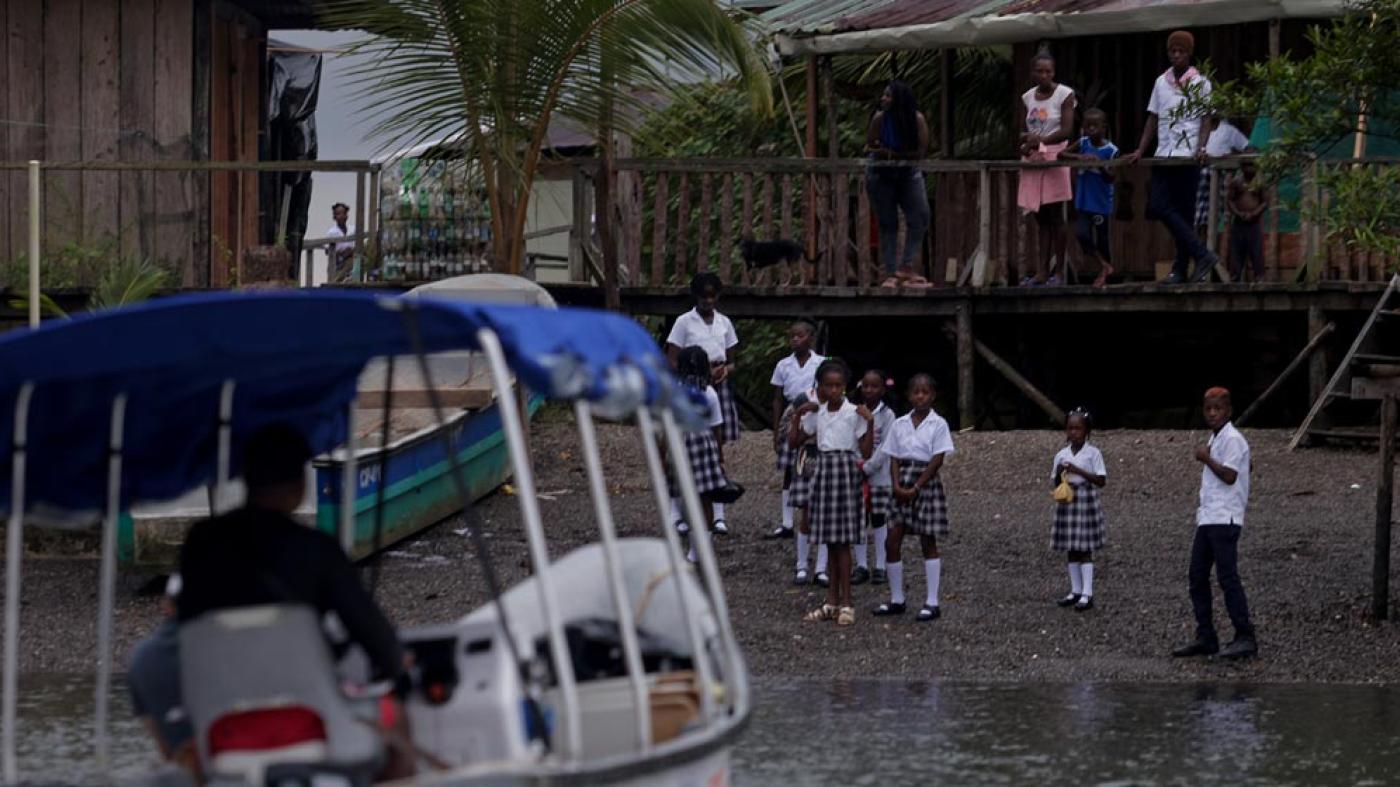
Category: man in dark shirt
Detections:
[{"x1": 177, "y1": 424, "x2": 402, "y2": 682}]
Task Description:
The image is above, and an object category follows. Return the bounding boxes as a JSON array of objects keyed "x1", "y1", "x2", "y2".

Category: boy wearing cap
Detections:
[
  {"x1": 1123, "y1": 30, "x2": 1223, "y2": 284},
  {"x1": 1173, "y1": 387, "x2": 1258, "y2": 660}
]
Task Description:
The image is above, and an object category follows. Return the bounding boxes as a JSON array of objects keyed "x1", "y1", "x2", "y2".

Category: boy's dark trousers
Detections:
[
  {"x1": 1229, "y1": 220, "x2": 1264, "y2": 281},
  {"x1": 1149, "y1": 167, "x2": 1214, "y2": 277},
  {"x1": 1189, "y1": 524, "x2": 1255, "y2": 644}
]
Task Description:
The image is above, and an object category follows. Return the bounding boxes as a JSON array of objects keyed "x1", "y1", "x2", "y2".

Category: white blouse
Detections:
[
  {"x1": 1050, "y1": 443, "x2": 1107, "y2": 486},
  {"x1": 770, "y1": 352, "x2": 825, "y2": 403},
  {"x1": 880, "y1": 410, "x2": 955, "y2": 463},
  {"x1": 862, "y1": 402, "x2": 897, "y2": 487},
  {"x1": 800, "y1": 399, "x2": 869, "y2": 453},
  {"x1": 666, "y1": 308, "x2": 737, "y2": 363}
]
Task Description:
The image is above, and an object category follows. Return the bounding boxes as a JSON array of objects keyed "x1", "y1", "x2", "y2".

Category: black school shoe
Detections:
[
  {"x1": 1220, "y1": 636, "x2": 1258, "y2": 660},
  {"x1": 872, "y1": 601, "x2": 906, "y2": 616},
  {"x1": 1056, "y1": 593, "x2": 1080, "y2": 608},
  {"x1": 763, "y1": 525, "x2": 794, "y2": 540},
  {"x1": 1171, "y1": 637, "x2": 1220, "y2": 658},
  {"x1": 916, "y1": 605, "x2": 941, "y2": 622},
  {"x1": 871, "y1": 568, "x2": 887, "y2": 585},
  {"x1": 815, "y1": 571, "x2": 830, "y2": 588},
  {"x1": 1074, "y1": 595, "x2": 1094, "y2": 612},
  {"x1": 851, "y1": 566, "x2": 871, "y2": 585}
]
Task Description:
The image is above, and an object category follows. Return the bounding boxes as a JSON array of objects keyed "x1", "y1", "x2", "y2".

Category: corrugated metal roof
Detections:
[{"x1": 766, "y1": 0, "x2": 1350, "y2": 53}]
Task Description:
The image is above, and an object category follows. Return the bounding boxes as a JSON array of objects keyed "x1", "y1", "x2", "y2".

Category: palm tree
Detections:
[{"x1": 325, "y1": 0, "x2": 772, "y2": 275}]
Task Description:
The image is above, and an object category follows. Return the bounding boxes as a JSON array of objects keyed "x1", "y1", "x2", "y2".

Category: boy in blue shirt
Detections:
[{"x1": 1064, "y1": 108, "x2": 1118, "y2": 287}]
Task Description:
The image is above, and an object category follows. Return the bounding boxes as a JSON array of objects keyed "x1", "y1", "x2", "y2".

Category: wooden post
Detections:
[
  {"x1": 650, "y1": 173, "x2": 669, "y2": 286},
  {"x1": 597, "y1": 131, "x2": 619, "y2": 305},
  {"x1": 1237, "y1": 321, "x2": 1335, "y2": 427},
  {"x1": 719, "y1": 172, "x2": 735, "y2": 283},
  {"x1": 944, "y1": 326, "x2": 1065, "y2": 425},
  {"x1": 856, "y1": 178, "x2": 872, "y2": 289},
  {"x1": 569, "y1": 166, "x2": 589, "y2": 283},
  {"x1": 1375, "y1": 394, "x2": 1395, "y2": 621},
  {"x1": 805, "y1": 56, "x2": 819, "y2": 261},
  {"x1": 1308, "y1": 306, "x2": 1329, "y2": 406},
  {"x1": 956, "y1": 305, "x2": 974, "y2": 430},
  {"x1": 740, "y1": 172, "x2": 755, "y2": 284},
  {"x1": 974, "y1": 165, "x2": 991, "y2": 287},
  {"x1": 354, "y1": 171, "x2": 367, "y2": 275},
  {"x1": 367, "y1": 167, "x2": 381, "y2": 269},
  {"x1": 697, "y1": 173, "x2": 713, "y2": 273},
  {"x1": 1206, "y1": 166, "x2": 1220, "y2": 255},
  {"x1": 675, "y1": 172, "x2": 690, "y2": 281},
  {"x1": 939, "y1": 48, "x2": 955, "y2": 157}
]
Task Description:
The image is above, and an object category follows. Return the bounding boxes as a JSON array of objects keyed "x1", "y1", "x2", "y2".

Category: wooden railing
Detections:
[{"x1": 570, "y1": 156, "x2": 1400, "y2": 296}]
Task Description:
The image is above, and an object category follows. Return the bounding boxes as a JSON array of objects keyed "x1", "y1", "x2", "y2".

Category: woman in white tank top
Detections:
[{"x1": 1017, "y1": 52, "x2": 1077, "y2": 286}]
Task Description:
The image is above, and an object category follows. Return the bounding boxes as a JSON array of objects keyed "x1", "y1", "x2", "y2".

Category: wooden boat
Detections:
[
  {"x1": 122, "y1": 275, "x2": 550, "y2": 566},
  {"x1": 0, "y1": 289, "x2": 748, "y2": 786}
]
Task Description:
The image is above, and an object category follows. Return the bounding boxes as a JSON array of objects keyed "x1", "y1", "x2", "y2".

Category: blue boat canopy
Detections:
[{"x1": 0, "y1": 290, "x2": 699, "y2": 517}]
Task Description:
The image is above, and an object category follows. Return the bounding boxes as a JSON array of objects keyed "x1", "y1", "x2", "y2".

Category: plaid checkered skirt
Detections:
[
  {"x1": 669, "y1": 430, "x2": 727, "y2": 497},
  {"x1": 788, "y1": 444, "x2": 816, "y2": 509},
  {"x1": 715, "y1": 379, "x2": 741, "y2": 443},
  {"x1": 1050, "y1": 483, "x2": 1107, "y2": 551},
  {"x1": 809, "y1": 450, "x2": 865, "y2": 545},
  {"x1": 892, "y1": 460, "x2": 950, "y2": 537},
  {"x1": 1194, "y1": 166, "x2": 1214, "y2": 227},
  {"x1": 775, "y1": 405, "x2": 798, "y2": 473},
  {"x1": 867, "y1": 483, "x2": 893, "y2": 522}
]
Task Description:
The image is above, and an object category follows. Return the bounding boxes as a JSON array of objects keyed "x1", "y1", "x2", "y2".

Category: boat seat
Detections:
[{"x1": 179, "y1": 604, "x2": 384, "y2": 786}]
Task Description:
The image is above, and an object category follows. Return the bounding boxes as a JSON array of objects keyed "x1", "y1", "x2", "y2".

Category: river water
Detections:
[{"x1": 10, "y1": 676, "x2": 1400, "y2": 785}]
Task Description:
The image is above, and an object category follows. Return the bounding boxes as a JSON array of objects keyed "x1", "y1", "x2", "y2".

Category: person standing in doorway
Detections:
[
  {"x1": 1173, "y1": 387, "x2": 1257, "y2": 661},
  {"x1": 324, "y1": 202, "x2": 357, "y2": 281},
  {"x1": 1123, "y1": 30, "x2": 1222, "y2": 284},
  {"x1": 865, "y1": 81, "x2": 932, "y2": 289}
]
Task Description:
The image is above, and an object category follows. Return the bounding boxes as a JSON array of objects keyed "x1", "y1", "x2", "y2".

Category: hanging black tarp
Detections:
[{"x1": 262, "y1": 45, "x2": 322, "y2": 262}]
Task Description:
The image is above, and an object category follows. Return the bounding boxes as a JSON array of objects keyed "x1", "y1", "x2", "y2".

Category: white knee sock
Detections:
[
  {"x1": 781, "y1": 490, "x2": 793, "y2": 529},
  {"x1": 686, "y1": 543, "x2": 697, "y2": 563},
  {"x1": 924, "y1": 558, "x2": 942, "y2": 607},
  {"x1": 816, "y1": 544, "x2": 829, "y2": 575},
  {"x1": 1081, "y1": 562, "x2": 1094, "y2": 597},
  {"x1": 887, "y1": 562, "x2": 905, "y2": 604},
  {"x1": 856, "y1": 537, "x2": 870, "y2": 570},
  {"x1": 670, "y1": 497, "x2": 682, "y2": 524},
  {"x1": 795, "y1": 531, "x2": 810, "y2": 571},
  {"x1": 713, "y1": 502, "x2": 726, "y2": 523},
  {"x1": 873, "y1": 526, "x2": 888, "y2": 570},
  {"x1": 1068, "y1": 562, "x2": 1083, "y2": 595}
]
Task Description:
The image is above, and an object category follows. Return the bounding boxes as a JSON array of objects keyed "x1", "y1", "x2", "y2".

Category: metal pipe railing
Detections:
[
  {"x1": 476, "y1": 328, "x2": 581, "y2": 759},
  {"x1": 94, "y1": 393, "x2": 128, "y2": 767},
  {"x1": 572, "y1": 402, "x2": 651, "y2": 752},
  {"x1": 658, "y1": 410, "x2": 744, "y2": 716},
  {"x1": 340, "y1": 399, "x2": 358, "y2": 555},
  {"x1": 1, "y1": 383, "x2": 34, "y2": 782},
  {"x1": 634, "y1": 409, "x2": 715, "y2": 721}
]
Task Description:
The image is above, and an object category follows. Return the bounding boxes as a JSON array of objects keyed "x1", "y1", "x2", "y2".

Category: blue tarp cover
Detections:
[{"x1": 0, "y1": 290, "x2": 687, "y2": 516}]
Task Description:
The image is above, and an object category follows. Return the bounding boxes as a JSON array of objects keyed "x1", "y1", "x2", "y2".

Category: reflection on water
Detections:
[
  {"x1": 734, "y1": 681, "x2": 1400, "y2": 786},
  {"x1": 14, "y1": 674, "x2": 150, "y2": 784},
  {"x1": 8, "y1": 676, "x2": 1400, "y2": 785}
]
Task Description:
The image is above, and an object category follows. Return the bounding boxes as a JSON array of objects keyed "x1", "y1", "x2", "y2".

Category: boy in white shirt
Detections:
[
  {"x1": 1173, "y1": 387, "x2": 1257, "y2": 660},
  {"x1": 1123, "y1": 30, "x2": 1222, "y2": 284}
]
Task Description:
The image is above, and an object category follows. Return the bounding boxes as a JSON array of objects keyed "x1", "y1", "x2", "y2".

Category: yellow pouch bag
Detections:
[{"x1": 1052, "y1": 471, "x2": 1074, "y2": 504}]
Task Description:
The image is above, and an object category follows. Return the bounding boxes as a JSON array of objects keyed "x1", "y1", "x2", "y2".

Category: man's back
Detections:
[{"x1": 177, "y1": 506, "x2": 402, "y2": 680}]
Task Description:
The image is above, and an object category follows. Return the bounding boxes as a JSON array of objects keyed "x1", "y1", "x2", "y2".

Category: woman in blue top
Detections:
[{"x1": 865, "y1": 81, "x2": 931, "y2": 289}]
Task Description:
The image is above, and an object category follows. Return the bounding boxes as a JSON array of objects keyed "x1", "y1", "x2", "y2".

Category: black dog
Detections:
[{"x1": 739, "y1": 238, "x2": 809, "y2": 285}]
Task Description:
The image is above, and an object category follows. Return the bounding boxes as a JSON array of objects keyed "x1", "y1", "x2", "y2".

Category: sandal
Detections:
[
  {"x1": 880, "y1": 277, "x2": 902, "y2": 289},
  {"x1": 837, "y1": 606, "x2": 856, "y2": 626},
  {"x1": 872, "y1": 601, "x2": 906, "y2": 616},
  {"x1": 803, "y1": 604, "x2": 839, "y2": 623},
  {"x1": 903, "y1": 275, "x2": 933, "y2": 290},
  {"x1": 916, "y1": 605, "x2": 941, "y2": 622}
]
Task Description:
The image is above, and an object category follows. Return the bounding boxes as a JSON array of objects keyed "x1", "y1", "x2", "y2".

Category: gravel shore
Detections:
[{"x1": 10, "y1": 420, "x2": 1400, "y2": 683}]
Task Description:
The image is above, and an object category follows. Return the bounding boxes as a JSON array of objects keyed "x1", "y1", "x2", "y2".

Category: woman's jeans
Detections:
[{"x1": 866, "y1": 168, "x2": 930, "y2": 276}]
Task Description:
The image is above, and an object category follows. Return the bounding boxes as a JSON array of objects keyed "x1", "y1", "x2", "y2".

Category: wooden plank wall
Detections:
[{"x1": 0, "y1": 0, "x2": 263, "y2": 287}]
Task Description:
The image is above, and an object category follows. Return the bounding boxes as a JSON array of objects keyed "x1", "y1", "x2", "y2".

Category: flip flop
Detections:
[
  {"x1": 904, "y1": 275, "x2": 933, "y2": 289},
  {"x1": 880, "y1": 277, "x2": 902, "y2": 289}
]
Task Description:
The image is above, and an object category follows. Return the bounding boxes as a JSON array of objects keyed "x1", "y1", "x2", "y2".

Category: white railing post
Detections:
[
  {"x1": 659, "y1": 409, "x2": 746, "y2": 716},
  {"x1": 476, "y1": 329, "x2": 581, "y2": 759},
  {"x1": 94, "y1": 393, "x2": 128, "y2": 768},
  {"x1": 340, "y1": 399, "x2": 358, "y2": 554},
  {"x1": 214, "y1": 380, "x2": 235, "y2": 514},
  {"x1": 2, "y1": 383, "x2": 34, "y2": 783},
  {"x1": 634, "y1": 409, "x2": 715, "y2": 720},
  {"x1": 573, "y1": 402, "x2": 651, "y2": 752}
]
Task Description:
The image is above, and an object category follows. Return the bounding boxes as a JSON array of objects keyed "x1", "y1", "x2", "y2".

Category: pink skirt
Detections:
[{"x1": 1017, "y1": 141, "x2": 1072, "y2": 213}]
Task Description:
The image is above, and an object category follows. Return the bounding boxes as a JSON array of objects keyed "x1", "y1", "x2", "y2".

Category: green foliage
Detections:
[
  {"x1": 4, "y1": 242, "x2": 170, "y2": 318},
  {"x1": 1193, "y1": 0, "x2": 1400, "y2": 259},
  {"x1": 323, "y1": 0, "x2": 771, "y2": 273}
]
